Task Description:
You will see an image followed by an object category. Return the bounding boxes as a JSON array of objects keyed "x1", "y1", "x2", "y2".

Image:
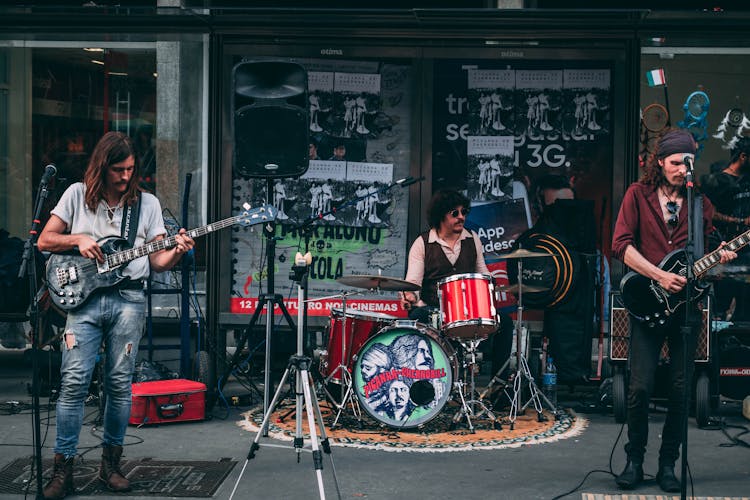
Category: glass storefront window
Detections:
[{"x1": 0, "y1": 35, "x2": 208, "y2": 317}]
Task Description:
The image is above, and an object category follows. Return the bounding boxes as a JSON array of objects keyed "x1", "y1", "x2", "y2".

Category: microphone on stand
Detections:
[
  {"x1": 40, "y1": 164, "x2": 57, "y2": 185},
  {"x1": 395, "y1": 175, "x2": 426, "y2": 188},
  {"x1": 683, "y1": 155, "x2": 695, "y2": 187},
  {"x1": 683, "y1": 155, "x2": 694, "y2": 172}
]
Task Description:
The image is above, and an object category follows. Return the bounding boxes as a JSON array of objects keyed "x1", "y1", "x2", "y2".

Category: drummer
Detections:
[{"x1": 399, "y1": 189, "x2": 513, "y2": 378}]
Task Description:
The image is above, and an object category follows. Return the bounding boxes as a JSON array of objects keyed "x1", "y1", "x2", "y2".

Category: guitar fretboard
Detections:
[
  {"x1": 103, "y1": 207, "x2": 272, "y2": 269},
  {"x1": 694, "y1": 228, "x2": 750, "y2": 278}
]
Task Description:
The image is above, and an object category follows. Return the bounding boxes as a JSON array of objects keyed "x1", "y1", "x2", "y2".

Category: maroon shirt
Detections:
[{"x1": 612, "y1": 181, "x2": 716, "y2": 266}]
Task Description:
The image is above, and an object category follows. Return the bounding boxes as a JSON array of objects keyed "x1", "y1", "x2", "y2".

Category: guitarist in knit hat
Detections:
[{"x1": 611, "y1": 127, "x2": 736, "y2": 492}]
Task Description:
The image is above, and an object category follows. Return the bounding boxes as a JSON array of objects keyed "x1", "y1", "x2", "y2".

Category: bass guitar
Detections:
[
  {"x1": 620, "y1": 228, "x2": 750, "y2": 326},
  {"x1": 45, "y1": 203, "x2": 275, "y2": 312}
]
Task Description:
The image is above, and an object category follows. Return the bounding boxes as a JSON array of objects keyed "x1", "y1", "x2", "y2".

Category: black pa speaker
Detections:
[{"x1": 232, "y1": 61, "x2": 310, "y2": 178}]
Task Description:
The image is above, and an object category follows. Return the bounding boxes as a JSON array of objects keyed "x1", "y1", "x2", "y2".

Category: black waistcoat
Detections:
[{"x1": 421, "y1": 231, "x2": 477, "y2": 307}]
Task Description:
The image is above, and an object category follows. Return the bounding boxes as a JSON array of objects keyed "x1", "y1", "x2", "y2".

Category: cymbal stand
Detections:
[
  {"x1": 322, "y1": 290, "x2": 363, "y2": 429},
  {"x1": 451, "y1": 337, "x2": 500, "y2": 432},
  {"x1": 507, "y1": 258, "x2": 555, "y2": 428},
  {"x1": 229, "y1": 258, "x2": 341, "y2": 500}
]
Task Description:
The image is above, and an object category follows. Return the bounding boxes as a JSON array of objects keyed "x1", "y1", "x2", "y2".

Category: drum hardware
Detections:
[
  {"x1": 451, "y1": 338, "x2": 501, "y2": 432},
  {"x1": 337, "y1": 274, "x2": 421, "y2": 292},
  {"x1": 317, "y1": 290, "x2": 367, "y2": 429},
  {"x1": 501, "y1": 253, "x2": 557, "y2": 428}
]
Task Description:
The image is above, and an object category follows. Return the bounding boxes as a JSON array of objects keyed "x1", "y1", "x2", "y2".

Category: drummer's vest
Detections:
[{"x1": 421, "y1": 232, "x2": 477, "y2": 307}]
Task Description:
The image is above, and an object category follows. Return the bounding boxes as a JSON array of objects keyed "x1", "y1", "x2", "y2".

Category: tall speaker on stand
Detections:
[{"x1": 222, "y1": 60, "x2": 309, "y2": 434}]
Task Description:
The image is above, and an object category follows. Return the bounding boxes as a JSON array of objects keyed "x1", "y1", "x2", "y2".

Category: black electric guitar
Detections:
[
  {"x1": 45, "y1": 203, "x2": 276, "y2": 312},
  {"x1": 620, "y1": 228, "x2": 750, "y2": 326}
]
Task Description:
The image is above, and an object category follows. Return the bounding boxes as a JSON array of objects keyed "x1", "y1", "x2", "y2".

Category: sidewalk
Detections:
[{"x1": 0, "y1": 347, "x2": 748, "y2": 500}]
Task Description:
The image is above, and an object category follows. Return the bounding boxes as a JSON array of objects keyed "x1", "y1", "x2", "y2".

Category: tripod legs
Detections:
[{"x1": 229, "y1": 355, "x2": 340, "y2": 500}]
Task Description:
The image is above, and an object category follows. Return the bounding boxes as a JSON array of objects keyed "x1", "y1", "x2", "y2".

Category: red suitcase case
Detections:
[{"x1": 130, "y1": 379, "x2": 206, "y2": 425}]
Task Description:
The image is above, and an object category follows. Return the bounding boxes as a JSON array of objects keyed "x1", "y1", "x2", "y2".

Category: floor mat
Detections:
[
  {"x1": 238, "y1": 400, "x2": 587, "y2": 452},
  {"x1": 0, "y1": 457, "x2": 236, "y2": 497}
]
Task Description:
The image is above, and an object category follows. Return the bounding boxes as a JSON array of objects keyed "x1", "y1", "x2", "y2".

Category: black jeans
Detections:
[{"x1": 624, "y1": 316, "x2": 697, "y2": 465}]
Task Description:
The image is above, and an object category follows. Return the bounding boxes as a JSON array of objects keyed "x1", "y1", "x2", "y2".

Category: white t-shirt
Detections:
[{"x1": 51, "y1": 182, "x2": 167, "y2": 280}]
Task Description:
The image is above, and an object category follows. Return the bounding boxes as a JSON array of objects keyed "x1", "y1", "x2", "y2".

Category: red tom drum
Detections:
[{"x1": 437, "y1": 273, "x2": 497, "y2": 339}]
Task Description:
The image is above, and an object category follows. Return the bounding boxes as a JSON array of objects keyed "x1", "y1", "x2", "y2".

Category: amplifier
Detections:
[{"x1": 609, "y1": 292, "x2": 710, "y2": 363}]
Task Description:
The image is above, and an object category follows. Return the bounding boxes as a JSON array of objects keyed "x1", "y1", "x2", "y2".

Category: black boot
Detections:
[
  {"x1": 656, "y1": 464, "x2": 681, "y2": 493},
  {"x1": 615, "y1": 460, "x2": 643, "y2": 490},
  {"x1": 42, "y1": 453, "x2": 75, "y2": 499}
]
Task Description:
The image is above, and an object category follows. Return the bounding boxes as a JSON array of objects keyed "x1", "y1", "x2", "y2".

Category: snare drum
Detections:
[
  {"x1": 438, "y1": 273, "x2": 497, "y2": 339},
  {"x1": 318, "y1": 308, "x2": 396, "y2": 384},
  {"x1": 353, "y1": 321, "x2": 456, "y2": 429}
]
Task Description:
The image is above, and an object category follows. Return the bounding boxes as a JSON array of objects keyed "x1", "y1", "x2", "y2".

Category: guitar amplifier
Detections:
[{"x1": 609, "y1": 292, "x2": 710, "y2": 363}]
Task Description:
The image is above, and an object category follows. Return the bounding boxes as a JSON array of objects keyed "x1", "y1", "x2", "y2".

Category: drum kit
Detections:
[{"x1": 315, "y1": 248, "x2": 557, "y2": 432}]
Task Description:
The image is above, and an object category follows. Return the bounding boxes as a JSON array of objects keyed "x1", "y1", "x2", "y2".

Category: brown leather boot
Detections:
[
  {"x1": 98, "y1": 444, "x2": 131, "y2": 492},
  {"x1": 42, "y1": 453, "x2": 75, "y2": 499}
]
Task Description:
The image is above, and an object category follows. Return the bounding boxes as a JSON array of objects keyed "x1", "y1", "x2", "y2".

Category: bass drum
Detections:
[
  {"x1": 352, "y1": 322, "x2": 456, "y2": 429},
  {"x1": 507, "y1": 231, "x2": 578, "y2": 309}
]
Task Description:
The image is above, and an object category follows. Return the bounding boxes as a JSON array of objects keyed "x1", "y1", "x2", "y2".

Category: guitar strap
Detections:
[{"x1": 120, "y1": 193, "x2": 142, "y2": 248}]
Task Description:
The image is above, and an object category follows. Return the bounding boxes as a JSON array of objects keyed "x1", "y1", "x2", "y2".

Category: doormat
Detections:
[
  {"x1": 238, "y1": 400, "x2": 587, "y2": 452},
  {"x1": 0, "y1": 457, "x2": 236, "y2": 497}
]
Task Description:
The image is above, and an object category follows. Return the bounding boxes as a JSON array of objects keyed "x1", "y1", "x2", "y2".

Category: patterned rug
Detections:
[{"x1": 237, "y1": 400, "x2": 587, "y2": 452}]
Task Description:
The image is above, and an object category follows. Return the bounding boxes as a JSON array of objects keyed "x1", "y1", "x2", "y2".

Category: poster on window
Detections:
[
  {"x1": 432, "y1": 59, "x2": 613, "y2": 254},
  {"x1": 231, "y1": 58, "x2": 412, "y2": 317}
]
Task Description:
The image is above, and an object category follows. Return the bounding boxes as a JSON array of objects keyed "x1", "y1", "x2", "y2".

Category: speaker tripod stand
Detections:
[{"x1": 229, "y1": 257, "x2": 341, "y2": 500}]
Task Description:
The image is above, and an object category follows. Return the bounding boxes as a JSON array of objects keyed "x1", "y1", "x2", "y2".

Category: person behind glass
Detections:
[
  {"x1": 611, "y1": 128, "x2": 736, "y2": 492},
  {"x1": 329, "y1": 142, "x2": 346, "y2": 161},
  {"x1": 400, "y1": 189, "x2": 512, "y2": 378},
  {"x1": 309, "y1": 140, "x2": 320, "y2": 161},
  {"x1": 37, "y1": 131, "x2": 195, "y2": 499},
  {"x1": 700, "y1": 137, "x2": 750, "y2": 321}
]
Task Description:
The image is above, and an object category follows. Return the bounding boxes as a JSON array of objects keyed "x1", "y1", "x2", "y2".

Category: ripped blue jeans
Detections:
[{"x1": 54, "y1": 288, "x2": 145, "y2": 458}]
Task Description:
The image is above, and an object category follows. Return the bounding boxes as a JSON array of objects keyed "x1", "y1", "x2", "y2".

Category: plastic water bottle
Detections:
[{"x1": 542, "y1": 356, "x2": 558, "y2": 409}]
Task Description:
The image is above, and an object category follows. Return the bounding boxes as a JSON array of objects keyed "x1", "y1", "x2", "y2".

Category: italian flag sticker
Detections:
[{"x1": 646, "y1": 68, "x2": 666, "y2": 87}]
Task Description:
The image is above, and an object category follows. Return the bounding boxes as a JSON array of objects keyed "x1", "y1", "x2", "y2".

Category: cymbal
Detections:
[
  {"x1": 494, "y1": 248, "x2": 553, "y2": 259},
  {"x1": 497, "y1": 283, "x2": 550, "y2": 294},
  {"x1": 337, "y1": 275, "x2": 421, "y2": 291}
]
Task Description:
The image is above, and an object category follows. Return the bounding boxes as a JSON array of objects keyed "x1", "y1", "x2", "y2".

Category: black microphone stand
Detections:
[
  {"x1": 218, "y1": 177, "x2": 296, "y2": 436},
  {"x1": 18, "y1": 174, "x2": 55, "y2": 499},
  {"x1": 680, "y1": 160, "x2": 697, "y2": 500}
]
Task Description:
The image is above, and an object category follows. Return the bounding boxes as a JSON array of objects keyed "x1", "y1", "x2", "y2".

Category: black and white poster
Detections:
[
  {"x1": 231, "y1": 58, "x2": 412, "y2": 317},
  {"x1": 432, "y1": 58, "x2": 614, "y2": 254}
]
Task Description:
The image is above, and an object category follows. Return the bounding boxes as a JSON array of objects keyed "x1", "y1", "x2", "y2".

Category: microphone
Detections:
[
  {"x1": 295, "y1": 252, "x2": 312, "y2": 266},
  {"x1": 40, "y1": 164, "x2": 57, "y2": 185},
  {"x1": 683, "y1": 155, "x2": 694, "y2": 172},
  {"x1": 401, "y1": 175, "x2": 426, "y2": 187}
]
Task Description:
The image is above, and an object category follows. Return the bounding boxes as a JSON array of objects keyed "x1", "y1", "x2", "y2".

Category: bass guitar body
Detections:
[{"x1": 46, "y1": 238, "x2": 133, "y2": 311}]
